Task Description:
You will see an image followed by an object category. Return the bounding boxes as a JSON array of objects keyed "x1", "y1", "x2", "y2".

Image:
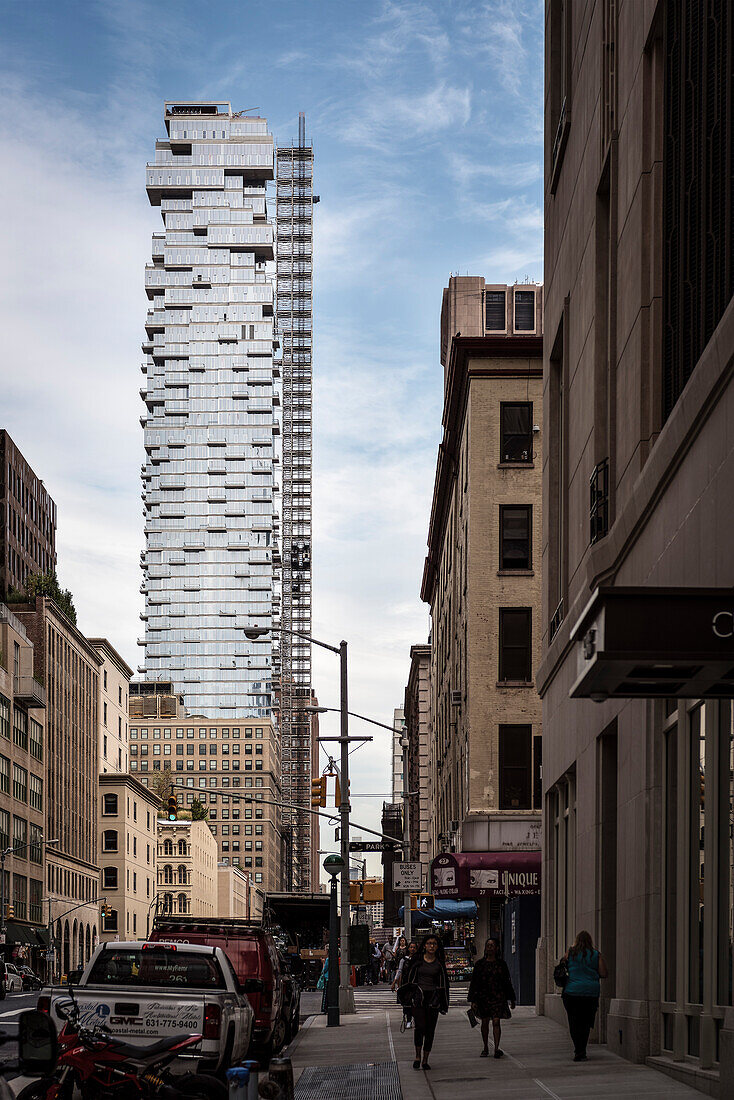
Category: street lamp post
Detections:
[
  {"x1": 323, "y1": 853, "x2": 345, "y2": 1026},
  {"x1": 401, "y1": 735, "x2": 412, "y2": 945},
  {"x1": 243, "y1": 624, "x2": 357, "y2": 1014},
  {"x1": 1, "y1": 835, "x2": 58, "y2": 943}
]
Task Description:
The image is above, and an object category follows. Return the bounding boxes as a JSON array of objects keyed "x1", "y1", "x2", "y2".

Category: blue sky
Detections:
[{"x1": 1, "y1": 0, "x2": 543, "y2": 869}]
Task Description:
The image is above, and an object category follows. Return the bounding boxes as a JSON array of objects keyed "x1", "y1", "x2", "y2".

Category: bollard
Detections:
[
  {"x1": 226, "y1": 1066, "x2": 250, "y2": 1099},
  {"x1": 242, "y1": 1059, "x2": 260, "y2": 1100},
  {"x1": 267, "y1": 1057, "x2": 294, "y2": 1100}
]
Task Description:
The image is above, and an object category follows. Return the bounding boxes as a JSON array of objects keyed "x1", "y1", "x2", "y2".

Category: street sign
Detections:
[
  {"x1": 45, "y1": 949, "x2": 56, "y2": 961},
  {"x1": 349, "y1": 841, "x2": 398, "y2": 853},
  {"x1": 392, "y1": 861, "x2": 422, "y2": 891}
]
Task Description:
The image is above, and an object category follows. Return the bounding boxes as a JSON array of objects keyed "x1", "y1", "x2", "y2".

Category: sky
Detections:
[{"x1": 0, "y1": 0, "x2": 543, "y2": 876}]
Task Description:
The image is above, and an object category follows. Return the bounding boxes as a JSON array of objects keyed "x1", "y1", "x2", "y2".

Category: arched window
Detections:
[
  {"x1": 177, "y1": 838, "x2": 187, "y2": 856},
  {"x1": 103, "y1": 908, "x2": 118, "y2": 932},
  {"x1": 163, "y1": 893, "x2": 174, "y2": 915},
  {"x1": 177, "y1": 893, "x2": 188, "y2": 914},
  {"x1": 163, "y1": 864, "x2": 173, "y2": 884},
  {"x1": 102, "y1": 830, "x2": 118, "y2": 852},
  {"x1": 163, "y1": 839, "x2": 173, "y2": 856},
  {"x1": 177, "y1": 864, "x2": 187, "y2": 884}
]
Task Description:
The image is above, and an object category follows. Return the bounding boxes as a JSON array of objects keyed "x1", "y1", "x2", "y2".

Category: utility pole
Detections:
[
  {"x1": 402, "y1": 734, "x2": 412, "y2": 944},
  {"x1": 338, "y1": 640, "x2": 353, "y2": 1014}
]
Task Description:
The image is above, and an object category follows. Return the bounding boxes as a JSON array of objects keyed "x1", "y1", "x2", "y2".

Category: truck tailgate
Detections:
[{"x1": 51, "y1": 988, "x2": 205, "y2": 1042}]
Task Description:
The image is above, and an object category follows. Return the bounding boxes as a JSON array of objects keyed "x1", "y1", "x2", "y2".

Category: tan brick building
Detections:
[
  {"x1": 90, "y1": 640, "x2": 131, "y2": 774},
  {"x1": 157, "y1": 818, "x2": 217, "y2": 919},
  {"x1": 16, "y1": 597, "x2": 101, "y2": 977},
  {"x1": 98, "y1": 773, "x2": 158, "y2": 941},
  {"x1": 422, "y1": 281, "x2": 543, "y2": 975},
  {"x1": 128, "y1": 687, "x2": 281, "y2": 896},
  {"x1": 403, "y1": 644, "x2": 431, "y2": 879},
  {"x1": 0, "y1": 603, "x2": 48, "y2": 974},
  {"x1": 217, "y1": 863, "x2": 264, "y2": 921}
]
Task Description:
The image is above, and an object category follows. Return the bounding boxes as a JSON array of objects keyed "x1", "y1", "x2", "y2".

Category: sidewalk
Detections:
[{"x1": 288, "y1": 994, "x2": 706, "y2": 1099}]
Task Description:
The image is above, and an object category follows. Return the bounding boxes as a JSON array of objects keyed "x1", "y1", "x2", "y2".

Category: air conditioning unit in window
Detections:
[{"x1": 450, "y1": 690, "x2": 462, "y2": 707}]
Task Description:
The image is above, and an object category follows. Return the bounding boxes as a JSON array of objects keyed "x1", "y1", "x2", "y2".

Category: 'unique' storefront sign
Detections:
[{"x1": 431, "y1": 851, "x2": 540, "y2": 899}]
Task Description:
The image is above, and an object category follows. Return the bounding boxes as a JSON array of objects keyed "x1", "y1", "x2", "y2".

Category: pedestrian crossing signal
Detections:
[
  {"x1": 311, "y1": 776, "x2": 327, "y2": 808},
  {"x1": 410, "y1": 893, "x2": 435, "y2": 911}
]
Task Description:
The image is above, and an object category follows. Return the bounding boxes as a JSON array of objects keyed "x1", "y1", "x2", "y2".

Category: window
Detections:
[
  {"x1": 103, "y1": 669, "x2": 108, "y2": 691},
  {"x1": 500, "y1": 403, "x2": 533, "y2": 463},
  {"x1": 29, "y1": 824, "x2": 42, "y2": 863},
  {"x1": 500, "y1": 506, "x2": 532, "y2": 570},
  {"x1": 103, "y1": 867, "x2": 118, "y2": 889},
  {"x1": 103, "y1": 701, "x2": 107, "y2": 726},
  {"x1": 0, "y1": 754, "x2": 9, "y2": 795},
  {"x1": 485, "y1": 290, "x2": 506, "y2": 331},
  {"x1": 13, "y1": 708, "x2": 27, "y2": 751},
  {"x1": 13, "y1": 815, "x2": 27, "y2": 852},
  {"x1": 103, "y1": 907, "x2": 118, "y2": 932},
  {"x1": 514, "y1": 289, "x2": 536, "y2": 331},
  {"x1": 29, "y1": 773, "x2": 42, "y2": 812},
  {"x1": 102, "y1": 793, "x2": 118, "y2": 816},
  {"x1": 0, "y1": 809, "x2": 8, "y2": 850},
  {"x1": 29, "y1": 718, "x2": 43, "y2": 761},
  {"x1": 12, "y1": 763, "x2": 28, "y2": 802},
  {"x1": 499, "y1": 608, "x2": 532, "y2": 682},
  {"x1": 499, "y1": 726, "x2": 532, "y2": 809},
  {"x1": 102, "y1": 830, "x2": 118, "y2": 853},
  {"x1": 0, "y1": 695, "x2": 9, "y2": 740}
]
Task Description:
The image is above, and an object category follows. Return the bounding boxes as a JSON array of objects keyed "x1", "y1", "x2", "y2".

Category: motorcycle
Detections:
[{"x1": 20, "y1": 993, "x2": 227, "y2": 1100}]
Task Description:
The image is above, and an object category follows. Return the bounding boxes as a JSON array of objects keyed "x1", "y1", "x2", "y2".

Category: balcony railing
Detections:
[{"x1": 14, "y1": 676, "x2": 47, "y2": 709}]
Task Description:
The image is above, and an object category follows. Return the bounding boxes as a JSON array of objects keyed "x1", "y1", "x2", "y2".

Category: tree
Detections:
[
  {"x1": 191, "y1": 798, "x2": 209, "y2": 821},
  {"x1": 151, "y1": 766, "x2": 174, "y2": 809},
  {"x1": 21, "y1": 572, "x2": 77, "y2": 625}
]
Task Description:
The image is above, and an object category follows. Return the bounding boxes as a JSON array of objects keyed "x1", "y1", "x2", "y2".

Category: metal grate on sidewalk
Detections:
[{"x1": 295, "y1": 1062, "x2": 402, "y2": 1099}]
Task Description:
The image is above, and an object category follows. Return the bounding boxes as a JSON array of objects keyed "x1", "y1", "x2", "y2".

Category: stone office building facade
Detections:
[{"x1": 538, "y1": 0, "x2": 734, "y2": 1091}]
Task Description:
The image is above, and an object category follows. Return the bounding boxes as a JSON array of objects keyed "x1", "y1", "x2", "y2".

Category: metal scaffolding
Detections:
[{"x1": 274, "y1": 113, "x2": 315, "y2": 891}]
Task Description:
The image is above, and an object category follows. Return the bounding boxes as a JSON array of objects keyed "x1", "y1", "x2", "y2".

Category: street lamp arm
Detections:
[
  {"x1": 241, "y1": 623, "x2": 340, "y2": 654},
  {"x1": 308, "y1": 706, "x2": 404, "y2": 735}
]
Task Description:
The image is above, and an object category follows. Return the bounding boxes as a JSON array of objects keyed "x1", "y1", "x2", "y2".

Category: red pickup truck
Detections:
[{"x1": 149, "y1": 918, "x2": 286, "y2": 1058}]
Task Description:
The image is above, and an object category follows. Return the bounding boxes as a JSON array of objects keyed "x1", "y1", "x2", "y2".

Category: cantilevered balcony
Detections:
[{"x1": 14, "y1": 676, "x2": 46, "y2": 709}]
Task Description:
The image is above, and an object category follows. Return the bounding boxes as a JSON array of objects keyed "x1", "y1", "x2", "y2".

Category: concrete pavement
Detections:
[{"x1": 288, "y1": 989, "x2": 706, "y2": 1099}]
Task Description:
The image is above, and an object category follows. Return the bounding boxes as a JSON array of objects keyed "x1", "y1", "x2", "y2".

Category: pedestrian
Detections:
[
  {"x1": 381, "y1": 938, "x2": 395, "y2": 981},
  {"x1": 317, "y1": 955, "x2": 329, "y2": 1014},
  {"x1": 404, "y1": 934, "x2": 450, "y2": 1070},
  {"x1": 562, "y1": 930, "x2": 608, "y2": 1061},
  {"x1": 370, "y1": 940, "x2": 382, "y2": 984},
  {"x1": 393, "y1": 939, "x2": 418, "y2": 1028},
  {"x1": 468, "y1": 938, "x2": 516, "y2": 1058}
]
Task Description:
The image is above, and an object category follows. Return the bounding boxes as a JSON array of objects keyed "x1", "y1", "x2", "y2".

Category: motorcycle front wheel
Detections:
[{"x1": 16, "y1": 1079, "x2": 63, "y2": 1100}]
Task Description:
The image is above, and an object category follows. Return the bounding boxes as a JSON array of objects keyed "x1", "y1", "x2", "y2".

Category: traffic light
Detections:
[
  {"x1": 311, "y1": 776, "x2": 327, "y2": 808},
  {"x1": 7, "y1": 903, "x2": 14, "y2": 919},
  {"x1": 410, "y1": 893, "x2": 435, "y2": 911},
  {"x1": 334, "y1": 775, "x2": 350, "y2": 807},
  {"x1": 167, "y1": 790, "x2": 178, "y2": 821},
  {"x1": 101, "y1": 903, "x2": 108, "y2": 920}
]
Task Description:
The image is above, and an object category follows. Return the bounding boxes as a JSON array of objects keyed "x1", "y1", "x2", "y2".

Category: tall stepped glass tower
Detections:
[{"x1": 140, "y1": 102, "x2": 279, "y2": 717}]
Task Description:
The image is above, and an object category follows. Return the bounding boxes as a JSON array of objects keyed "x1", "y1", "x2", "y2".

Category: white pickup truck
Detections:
[{"x1": 39, "y1": 940, "x2": 255, "y2": 1076}]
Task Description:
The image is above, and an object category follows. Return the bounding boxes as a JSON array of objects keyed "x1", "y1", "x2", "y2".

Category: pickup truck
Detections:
[{"x1": 38, "y1": 940, "x2": 255, "y2": 1076}]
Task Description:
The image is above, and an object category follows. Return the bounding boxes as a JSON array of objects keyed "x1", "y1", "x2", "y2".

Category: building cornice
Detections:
[
  {"x1": 99, "y1": 771, "x2": 160, "y2": 805},
  {"x1": 421, "y1": 335, "x2": 544, "y2": 605},
  {"x1": 89, "y1": 639, "x2": 134, "y2": 680}
]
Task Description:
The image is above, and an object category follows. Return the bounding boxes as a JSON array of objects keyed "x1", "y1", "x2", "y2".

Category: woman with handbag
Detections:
[
  {"x1": 561, "y1": 930, "x2": 608, "y2": 1061},
  {"x1": 392, "y1": 940, "x2": 418, "y2": 1028},
  {"x1": 468, "y1": 938, "x2": 516, "y2": 1058},
  {"x1": 403, "y1": 935, "x2": 450, "y2": 1070}
]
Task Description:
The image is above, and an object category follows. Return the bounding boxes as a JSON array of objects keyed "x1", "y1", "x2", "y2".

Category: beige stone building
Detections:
[
  {"x1": 90, "y1": 640, "x2": 132, "y2": 774},
  {"x1": 217, "y1": 862, "x2": 264, "y2": 921},
  {"x1": 422, "y1": 282, "x2": 543, "y2": 978},
  {"x1": 157, "y1": 818, "x2": 217, "y2": 919},
  {"x1": 0, "y1": 604, "x2": 48, "y2": 973},
  {"x1": 403, "y1": 644, "x2": 431, "y2": 880},
  {"x1": 16, "y1": 596, "x2": 101, "y2": 977},
  {"x1": 128, "y1": 686, "x2": 281, "y2": 896},
  {"x1": 98, "y1": 774, "x2": 158, "y2": 941},
  {"x1": 538, "y1": 0, "x2": 734, "y2": 1088}
]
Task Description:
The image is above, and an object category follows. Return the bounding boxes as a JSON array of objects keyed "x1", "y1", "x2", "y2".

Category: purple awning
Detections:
[{"x1": 431, "y1": 851, "x2": 540, "y2": 899}]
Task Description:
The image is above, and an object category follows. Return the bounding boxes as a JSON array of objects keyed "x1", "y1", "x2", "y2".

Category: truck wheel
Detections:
[
  {"x1": 272, "y1": 1014, "x2": 287, "y2": 1053},
  {"x1": 176, "y1": 1074, "x2": 227, "y2": 1100}
]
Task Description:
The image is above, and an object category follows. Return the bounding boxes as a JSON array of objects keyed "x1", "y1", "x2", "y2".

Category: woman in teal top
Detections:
[{"x1": 562, "y1": 931, "x2": 608, "y2": 1061}]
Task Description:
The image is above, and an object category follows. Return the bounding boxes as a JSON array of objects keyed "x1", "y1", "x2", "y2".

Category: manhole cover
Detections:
[{"x1": 295, "y1": 1062, "x2": 402, "y2": 1099}]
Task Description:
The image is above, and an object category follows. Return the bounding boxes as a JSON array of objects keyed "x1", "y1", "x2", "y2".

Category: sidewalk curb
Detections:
[{"x1": 283, "y1": 1012, "x2": 318, "y2": 1060}]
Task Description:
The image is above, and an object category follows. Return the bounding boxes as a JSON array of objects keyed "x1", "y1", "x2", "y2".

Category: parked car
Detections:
[
  {"x1": 150, "y1": 918, "x2": 285, "y2": 1059},
  {"x1": 278, "y1": 952, "x2": 302, "y2": 1043},
  {"x1": 17, "y1": 965, "x2": 42, "y2": 991},
  {"x1": 1, "y1": 963, "x2": 23, "y2": 994},
  {"x1": 38, "y1": 940, "x2": 254, "y2": 1077},
  {"x1": 444, "y1": 946, "x2": 474, "y2": 982}
]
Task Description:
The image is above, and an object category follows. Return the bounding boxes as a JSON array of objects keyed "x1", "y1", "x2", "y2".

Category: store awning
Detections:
[
  {"x1": 570, "y1": 587, "x2": 734, "y2": 700},
  {"x1": 34, "y1": 927, "x2": 50, "y2": 946},
  {"x1": 431, "y1": 851, "x2": 540, "y2": 899},
  {"x1": 3, "y1": 922, "x2": 39, "y2": 946},
  {"x1": 398, "y1": 899, "x2": 478, "y2": 924}
]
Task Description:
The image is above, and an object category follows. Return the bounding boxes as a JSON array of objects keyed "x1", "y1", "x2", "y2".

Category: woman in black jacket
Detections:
[
  {"x1": 403, "y1": 935, "x2": 450, "y2": 1070},
  {"x1": 468, "y1": 938, "x2": 516, "y2": 1058}
]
